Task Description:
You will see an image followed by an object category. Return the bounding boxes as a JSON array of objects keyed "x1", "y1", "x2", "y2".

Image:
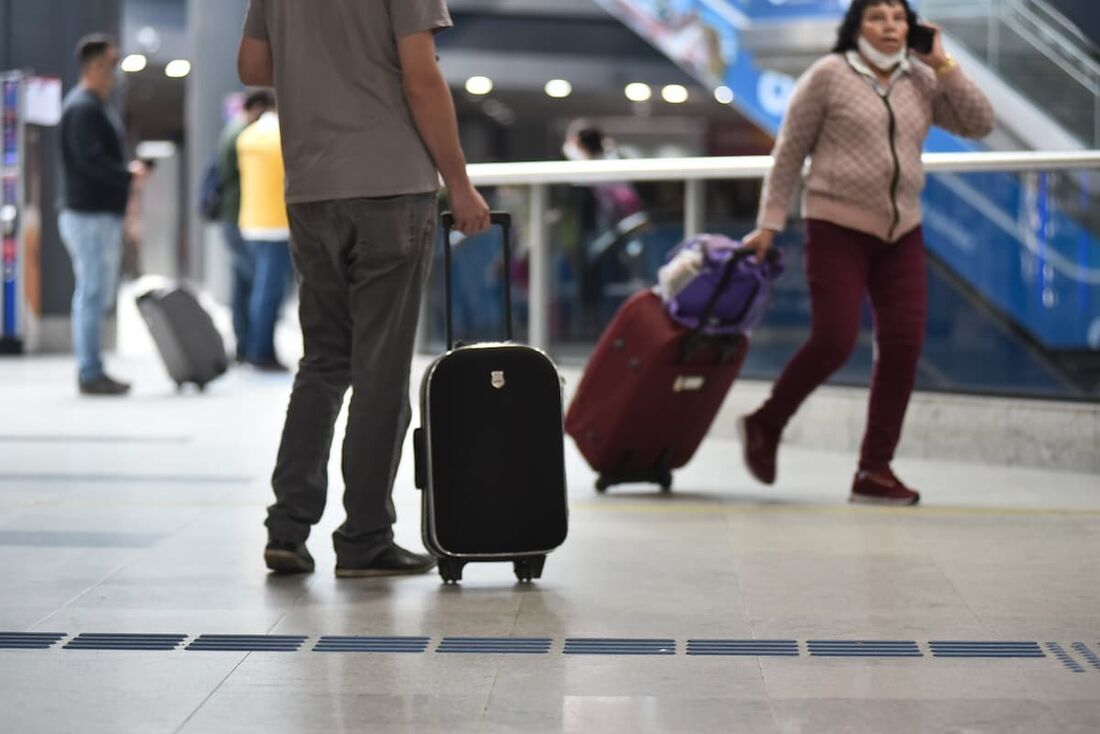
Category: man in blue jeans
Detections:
[{"x1": 58, "y1": 35, "x2": 145, "y2": 395}]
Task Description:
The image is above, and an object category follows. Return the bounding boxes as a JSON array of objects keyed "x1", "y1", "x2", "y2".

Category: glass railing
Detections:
[
  {"x1": 420, "y1": 152, "x2": 1100, "y2": 401},
  {"x1": 921, "y1": 0, "x2": 1100, "y2": 146}
]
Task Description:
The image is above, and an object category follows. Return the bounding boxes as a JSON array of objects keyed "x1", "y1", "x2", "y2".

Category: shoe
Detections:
[
  {"x1": 78, "y1": 374, "x2": 131, "y2": 396},
  {"x1": 264, "y1": 540, "x2": 315, "y2": 574},
  {"x1": 335, "y1": 544, "x2": 437, "y2": 578},
  {"x1": 247, "y1": 359, "x2": 289, "y2": 373},
  {"x1": 849, "y1": 468, "x2": 921, "y2": 506},
  {"x1": 737, "y1": 413, "x2": 780, "y2": 485}
]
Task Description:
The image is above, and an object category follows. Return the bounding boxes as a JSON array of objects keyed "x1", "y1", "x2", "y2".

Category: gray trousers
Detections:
[{"x1": 265, "y1": 193, "x2": 437, "y2": 566}]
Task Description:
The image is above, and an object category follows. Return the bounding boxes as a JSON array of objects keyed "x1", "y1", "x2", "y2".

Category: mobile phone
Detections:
[{"x1": 909, "y1": 24, "x2": 936, "y2": 55}]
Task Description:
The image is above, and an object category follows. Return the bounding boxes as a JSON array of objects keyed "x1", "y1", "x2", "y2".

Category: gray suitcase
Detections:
[{"x1": 137, "y1": 287, "x2": 228, "y2": 391}]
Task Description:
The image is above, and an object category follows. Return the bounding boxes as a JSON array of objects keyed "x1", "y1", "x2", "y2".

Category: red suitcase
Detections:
[{"x1": 565, "y1": 289, "x2": 747, "y2": 493}]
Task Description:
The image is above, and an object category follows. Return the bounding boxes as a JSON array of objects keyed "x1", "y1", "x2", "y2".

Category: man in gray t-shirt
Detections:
[{"x1": 239, "y1": 0, "x2": 490, "y2": 577}]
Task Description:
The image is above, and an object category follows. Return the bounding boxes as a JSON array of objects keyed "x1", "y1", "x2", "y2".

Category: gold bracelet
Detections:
[{"x1": 936, "y1": 55, "x2": 958, "y2": 76}]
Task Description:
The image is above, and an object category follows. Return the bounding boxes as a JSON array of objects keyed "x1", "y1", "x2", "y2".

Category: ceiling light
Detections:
[
  {"x1": 465, "y1": 76, "x2": 493, "y2": 95},
  {"x1": 121, "y1": 54, "x2": 147, "y2": 73},
  {"x1": 662, "y1": 84, "x2": 689, "y2": 104},
  {"x1": 545, "y1": 79, "x2": 572, "y2": 99},
  {"x1": 714, "y1": 86, "x2": 734, "y2": 105},
  {"x1": 625, "y1": 83, "x2": 652, "y2": 102},
  {"x1": 165, "y1": 59, "x2": 191, "y2": 78}
]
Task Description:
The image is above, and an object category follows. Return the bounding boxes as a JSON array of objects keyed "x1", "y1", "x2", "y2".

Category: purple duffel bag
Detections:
[{"x1": 660, "y1": 234, "x2": 784, "y2": 336}]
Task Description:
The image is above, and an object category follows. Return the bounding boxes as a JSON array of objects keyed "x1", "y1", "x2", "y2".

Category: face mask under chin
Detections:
[{"x1": 857, "y1": 35, "x2": 908, "y2": 71}]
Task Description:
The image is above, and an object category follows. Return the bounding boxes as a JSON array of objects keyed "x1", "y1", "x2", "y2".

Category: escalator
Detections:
[{"x1": 591, "y1": 0, "x2": 1100, "y2": 397}]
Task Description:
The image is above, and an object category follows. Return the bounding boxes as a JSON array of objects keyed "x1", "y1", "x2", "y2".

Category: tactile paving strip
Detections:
[
  {"x1": 564, "y1": 638, "x2": 676, "y2": 655},
  {"x1": 6, "y1": 633, "x2": 1093, "y2": 672},
  {"x1": 686, "y1": 639, "x2": 799, "y2": 656},
  {"x1": 0, "y1": 632, "x2": 67, "y2": 650},
  {"x1": 1071, "y1": 642, "x2": 1100, "y2": 671},
  {"x1": 313, "y1": 636, "x2": 430, "y2": 653},
  {"x1": 186, "y1": 635, "x2": 306, "y2": 652},
  {"x1": 929, "y1": 641, "x2": 1045, "y2": 658},
  {"x1": 1046, "y1": 643, "x2": 1085, "y2": 673},
  {"x1": 437, "y1": 638, "x2": 553, "y2": 654},
  {"x1": 808, "y1": 641, "x2": 922, "y2": 657},
  {"x1": 64, "y1": 634, "x2": 186, "y2": 651}
]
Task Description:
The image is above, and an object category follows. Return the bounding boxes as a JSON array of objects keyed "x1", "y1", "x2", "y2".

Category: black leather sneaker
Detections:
[
  {"x1": 264, "y1": 540, "x2": 315, "y2": 574},
  {"x1": 335, "y1": 544, "x2": 437, "y2": 578},
  {"x1": 78, "y1": 374, "x2": 131, "y2": 396}
]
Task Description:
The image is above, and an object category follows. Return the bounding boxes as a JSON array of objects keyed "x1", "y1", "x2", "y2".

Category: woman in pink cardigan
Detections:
[{"x1": 738, "y1": 0, "x2": 994, "y2": 505}]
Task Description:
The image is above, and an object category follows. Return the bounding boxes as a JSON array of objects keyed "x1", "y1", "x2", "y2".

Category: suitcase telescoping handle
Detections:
[{"x1": 440, "y1": 211, "x2": 513, "y2": 351}]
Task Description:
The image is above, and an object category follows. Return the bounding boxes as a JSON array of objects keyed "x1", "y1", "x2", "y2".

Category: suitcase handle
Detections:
[{"x1": 440, "y1": 211, "x2": 513, "y2": 351}]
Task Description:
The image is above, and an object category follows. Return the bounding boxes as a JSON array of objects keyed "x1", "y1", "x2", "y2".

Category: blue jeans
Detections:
[
  {"x1": 222, "y1": 223, "x2": 256, "y2": 360},
  {"x1": 246, "y1": 240, "x2": 292, "y2": 363},
  {"x1": 58, "y1": 210, "x2": 123, "y2": 382}
]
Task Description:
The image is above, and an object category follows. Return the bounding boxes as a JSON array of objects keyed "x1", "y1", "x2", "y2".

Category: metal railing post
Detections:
[
  {"x1": 528, "y1": 183, "x2": 551, "y2": 353},
  {"x1": 684, "y1": 179, "x2": 705, "y2": 237}
]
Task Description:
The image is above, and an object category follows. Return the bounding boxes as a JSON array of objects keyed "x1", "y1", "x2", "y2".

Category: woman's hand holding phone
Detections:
[{"x1": 910, "y1": 22, "x2": 949, "y2": 69}]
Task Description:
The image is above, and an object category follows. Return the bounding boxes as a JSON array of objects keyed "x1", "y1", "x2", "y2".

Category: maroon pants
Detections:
[{"x1": 756, "y1": 219, "x2": 927, "y2": 471}]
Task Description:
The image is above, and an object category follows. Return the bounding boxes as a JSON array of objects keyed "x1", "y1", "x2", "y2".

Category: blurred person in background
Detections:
[
  {"x1": 235, "y1": 100, "x2": 292, "y2": 372},
  {"x1": 58, "y1": 34, "x2": 147, "y2": 396},
  {"x1": 737, "y1": 0, "x2": 993, "y2": 505},
  {"x1": 217, "y1": 89, "x2": 276, "y2": 363}
]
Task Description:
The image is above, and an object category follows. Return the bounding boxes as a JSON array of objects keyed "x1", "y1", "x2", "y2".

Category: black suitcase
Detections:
[
  {"x1": 413, "y1": 212, "x2": 568, "y2": 584},
  {"x1": 136, "y1": 286, "x2": 229, "y2": 392}
]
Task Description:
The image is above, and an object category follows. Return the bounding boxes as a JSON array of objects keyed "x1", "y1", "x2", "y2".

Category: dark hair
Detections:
[
  {"x1": 76, "y1": 34, "x2": 116, "y2": 70},
  {"x1": 576, "y1": 127, "x2": 604, "y2": 157},
  {"x1": 243, "y1": 89, "x2": 276, "y2": 112},
  {"x1": 832, "y1": 0, "x2": 919, "y2": 53}
]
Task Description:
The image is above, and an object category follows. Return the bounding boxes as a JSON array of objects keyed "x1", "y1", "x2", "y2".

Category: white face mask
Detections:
[{"x1": 858, "y1": 35, "x2": 907, "y2": 71}]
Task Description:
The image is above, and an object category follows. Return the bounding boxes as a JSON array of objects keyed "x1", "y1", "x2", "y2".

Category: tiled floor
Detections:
[{"x1": 1, "y1": 305, "x2": 1098, "y2": 732}]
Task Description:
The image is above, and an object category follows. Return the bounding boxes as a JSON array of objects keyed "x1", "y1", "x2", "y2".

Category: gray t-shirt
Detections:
[{"x1": 242, "y1": 0, "x2": 452, "y2": 203}]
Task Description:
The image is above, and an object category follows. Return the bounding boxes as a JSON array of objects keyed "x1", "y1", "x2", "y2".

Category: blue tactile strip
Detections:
[
  {"x1": 1046, "y1": 643, "x2": 1086, "y2": 673},
  {"x1": 564, "y1": 638, "x2": 677, "y2": 655},
  {"x1": 314, "y1": 636, "x2": 430, "y2": 653},
  {"x1": 64, "y1": 634, "x2": 187, "y2": 651},
  {"x1": 808, "y1": 640, "x2": 922, "y2": 658},
  {"x1": 929, "y1": 641, "x2": 1045, "y2": 658},
  {"x1": 686, "y1": 639, "x2": 799, "y2": 656},
  {"x1": 1071, "y1": 643, "x2": 1100, "y2": 671},
  {"x1": 437, "y1": 637, "x2": 553, "y2": 654},
  {"x1": 0, "y1": 632, "x2": 67, "y2": 650},
  {"x1": 186, "y1": 635, "x2": 306, "y2": 652}
]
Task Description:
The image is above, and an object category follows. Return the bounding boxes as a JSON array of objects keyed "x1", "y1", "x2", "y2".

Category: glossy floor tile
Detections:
[{"x1": 0, "y1": 340, "x2": 1097, "y2": 732}]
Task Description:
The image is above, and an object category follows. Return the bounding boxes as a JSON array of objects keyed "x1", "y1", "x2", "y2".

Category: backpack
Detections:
[{"x1": 198, "y1": 156, "x2": 223, "y2": 221}]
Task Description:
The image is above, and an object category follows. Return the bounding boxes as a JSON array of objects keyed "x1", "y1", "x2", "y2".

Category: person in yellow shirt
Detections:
[{"x1": 236, "y1": 107, "x2": 291, "y2": 371}]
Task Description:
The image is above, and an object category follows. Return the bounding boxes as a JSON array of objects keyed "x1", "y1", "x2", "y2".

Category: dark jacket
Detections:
[
  {"x1": 217, "y1": 117, "x2": 249, "y2": 224},
  {"x1": 59, "y1": 87, "x2": 131, "y2": 214}
]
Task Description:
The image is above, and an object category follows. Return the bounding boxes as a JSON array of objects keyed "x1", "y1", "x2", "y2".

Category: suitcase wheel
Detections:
[
  {"x1": 595, "y1": 476, "x2": 611, "y2": 493},
  {"x1": 513, "y1": 555, "x2": 545, "y2": 583},
  {"x1": 659, "y1": 472, "x2": 673, "y2": 493},
  {"x1": 438, "y1": 558, "x2": 464, "y2": 584}
]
